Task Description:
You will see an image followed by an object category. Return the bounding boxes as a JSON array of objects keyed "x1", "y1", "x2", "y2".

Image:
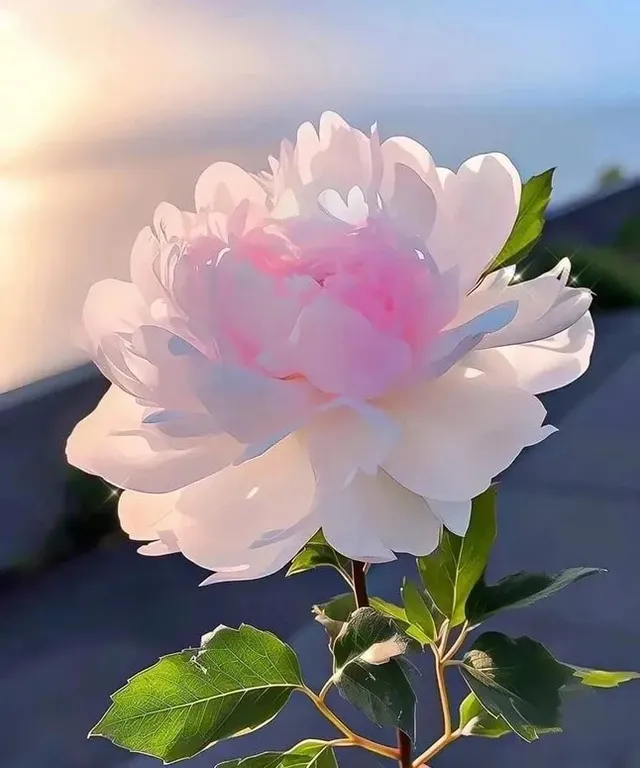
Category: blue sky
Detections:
[
  {"x1": 154, "y1": 0, "x2": 640, "y2": 101},
  {"x1": 4, "y1": 0, "x2": 640, "y2": 150}
]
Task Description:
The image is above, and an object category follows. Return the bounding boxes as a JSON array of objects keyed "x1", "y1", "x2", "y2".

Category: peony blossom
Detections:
[{"x1": 67, "y1": 112, "x2": 594, "y2": 584}]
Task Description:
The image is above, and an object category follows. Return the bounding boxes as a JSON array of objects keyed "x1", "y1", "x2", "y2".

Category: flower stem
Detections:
[
  {"x1": 411, "y1": 729, "x2": 462, "y2": 767},
  {"x1": 351, "y1": 560, "x2": 369, "y2": 608},
  {"x1": 442, "y1": 621, "x2": 469, "y2": 663},
  {"x1": 397, "y1": 729, "x2": 412, "y2": 768},
  {"x1": 411, "y1": 638, "x2": 464, "y2": 767},
  {"x1": 431, "y1": 645, "x2": 452, "y2": 739},
  {"x1": 318, "y1": 678, "x2": 333, "y2": 702}
]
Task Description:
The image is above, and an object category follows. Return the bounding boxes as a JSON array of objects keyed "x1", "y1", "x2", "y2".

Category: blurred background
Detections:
[
  {"x1": 0, "y1": 2, "x2": 639, "y2": 768},
  {"x1": 1, "y1": 0, "x2": 640, "y2": 392}
]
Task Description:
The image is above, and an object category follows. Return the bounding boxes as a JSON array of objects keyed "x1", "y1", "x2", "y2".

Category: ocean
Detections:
[{"x1": 1, "y1": 98, "x2": 639, "y2": 394}]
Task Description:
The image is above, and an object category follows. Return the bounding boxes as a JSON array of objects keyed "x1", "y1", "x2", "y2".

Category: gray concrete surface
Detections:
[{"x1": 0, "y1": 310, "x2": 638, "y2": 768}]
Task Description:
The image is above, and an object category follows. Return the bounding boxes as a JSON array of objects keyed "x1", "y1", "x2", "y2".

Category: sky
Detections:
[{"x1": 1, "y1": 0, "x2": 640, "y2": 162}]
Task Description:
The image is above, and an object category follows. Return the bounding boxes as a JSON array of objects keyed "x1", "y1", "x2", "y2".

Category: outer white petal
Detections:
[
  {"x1": 427, "y1": 153, "x2": 521, "y2": 293},
  {"x1": 319, "y1": 470, "x2": 441, "y2": 562},
  {"x1": 380, "y1": 136, "x2": 443, "y2": 203},
  {"x1": 66, "y1": 386, "x2": 243, "y2": 493},
  {"x1": 195, "y1": 161, "x2": 267, "y2": 214},
  {"x1": 462, "y1": 259, "x2": 594, "y2": 350},
  {"x1": 152, "y1": 202, "x2": 204, "y2": 242},
  {"x1": 273, "y1": 112, "x2": 376, "y2": 216},
  {"x1": 304, "y1": 400, "x2": 400, "y2": 490},
  {"x1": 468, "y1": 311, "x2": 595, "y2": 395},
  {"x1": 380, "y1": 163, "x2": 437, "y2": 242},
  {"x1": 426, "y1": 498, "x2": 472, "y2": 536},
  {"x1": 81, "y1": 279, "x2": 158, "y2": 399},
  {"x1": 118, "y1": 486, "x2": 180, "y2": 541},
  {"x1": 128, "y1": 326, "x2": 325, "y2": 453},
  {"x1": 130, "y1": 227, "x2": 164, "y2": 305},
  {"x1": 381, "y1": 365, "x2": 552, "y2": 502},
  {"x1": 420, "y1": 301, "x2": 518, "y2": 377},
  {"x1": 173, "y1": 434, "x2": 318, "y2": 583}
]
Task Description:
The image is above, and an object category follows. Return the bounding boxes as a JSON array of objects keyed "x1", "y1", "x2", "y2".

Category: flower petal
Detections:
[
  {"x1": 380, "y1": 136, "x2": 443, "y2": 204},
  {"x1": 426, "y1": 498, "x2": 472, "y2": 536},
  {"x1": 195, "y1": 161, "x2": 267, "y2": 214},
  {"x1": 427, "y1": 153, "x2": 521, "y2": 292},
  {"x1": 319, "y1": 470, "x2": 441, "y2": 561},
  {"x1": 382, "y1": 365, "x2": 551, "y2": 502},
  {"x1": 304, "y1": 400, "x2": 401, "y2": 490},
  {"x1": 173, "y1": 434, "x2": 318, "y2": 583},
  {"x1": 260, "y1": 293, "x2": 412, "y2": 400},
  {"x1": 463, "y1": 259, "x2": 593, "y2": 349},
  {"x1": 469, "y1": 311, "x2": 595, "y2": 395},
  {"x1": 380, "y1": 137, "x2": 440, "y2": 242},
  {"x1": 118, "y1": 486, "x2": 180, "y2": 541},
  {"x1": 421, "y1": 301, "x2": 518, "y2": 377},
  {"x1": 66, "y1": 386, "x2": 243, "y2": 493},
  {"x1": 130, "y1": 227, "x2": 164, "y2": 305}
]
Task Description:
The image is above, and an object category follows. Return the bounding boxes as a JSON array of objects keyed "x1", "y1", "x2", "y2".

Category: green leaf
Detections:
[
  {"x1": 217, "y1": 740, "x2": 337, "y2": 768},
  {"x1": 466, "y1": 567, "x2": 605, "y2": 624},
  {"x1": 314, "y1": 593, "x2": 408, "y2": 626},
  {"x1": 569, "y1": 666, "x2": 640, "y2": 689},
  {"x1": 91, "y1": 625, "x2": 303, "y2": 764},
  {"x1": 458, "y1": 693, "x2": 561, "y2": 740},
  {"x1": 332, "y1": 607, "x2": 416, "y2": 738},
  {"x1": 488, "y1": 168, "x2": 555, "y2": 272},
  {"x1": 458, "y1": 632, "x2": 573, "y2": 741},
  {"x1": 417, "y1": 487, "x2": 496, "y2": 627},
  {"x1": 287, "y1": 530, "x2": 351, "y2": 582},
  {"x1": 401, "y1": 579, "x2": 437, "y2": 645}
]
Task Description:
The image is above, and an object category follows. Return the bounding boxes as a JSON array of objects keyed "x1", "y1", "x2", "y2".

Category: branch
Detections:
[{"x1": 302, "y1": 687, "x2": 399, "y2": 760}]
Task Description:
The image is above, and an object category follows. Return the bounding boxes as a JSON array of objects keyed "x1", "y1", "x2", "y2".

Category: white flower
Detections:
[{"x1": 66, "y1": 112, "x2": 594, "y2": 584}]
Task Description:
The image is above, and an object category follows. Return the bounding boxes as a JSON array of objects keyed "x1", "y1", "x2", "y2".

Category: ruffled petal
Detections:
[
  {"x1": 304, "y1": 400, "x2": 400, "y2": 490},
  {"x1": 380, "y1": 137, "x2": 441, "y2": 242},
  {"x1": 118, "y1": 486, "x2": 180, "y2": 541},
  {"x1": 66, "y1": 386, "x2": 243, "y2": 493},
  {"x1": 462, "y1": 259, "x2": 593, "y2": 349},
  {"x1": 426, "y1": 498, "x2": 472, "y2": 536},
  {"x1": 319, "y1": 470, "x2": 441, "y2": 561},
  {"x1": 130, "y1": 227, "x2": 164, "y2": 305},
  {"x1": 381, "y1": 365, "x2": 552, "y2": 502},
  {"x1": 81, "y1": 279, "x2": 156, "y2": 399},
  {"x1": 195, "y1": 161, "x2": 267, "y2": 214},
  {"x1": 420, "y1": 301, "x2": 518, "y2": 377},
  {"x1": 260, "y1": 294, "x2": 412, "y2": 400},
  {"x1": 427, "y1": 153, "x2": 521, "y2": 293},
  {"x1": 173, "y1": 434, "x2": 317, "y2": 583},
  {"x1": 380, "y1": 136, "x2": 443, "y2": 205},
  {"x1": 468, "y1": 311, "x2": 595, "y2": 395}
]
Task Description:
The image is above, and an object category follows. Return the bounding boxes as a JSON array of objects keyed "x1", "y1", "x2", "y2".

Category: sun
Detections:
[{"x1": 0, "y1": 9, "x2": 75, "y2": 161}]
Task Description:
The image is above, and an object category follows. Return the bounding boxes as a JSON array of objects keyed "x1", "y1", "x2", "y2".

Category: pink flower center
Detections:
[{"x1": 241, "y1": 223, "x2": 438, "y2": 352}]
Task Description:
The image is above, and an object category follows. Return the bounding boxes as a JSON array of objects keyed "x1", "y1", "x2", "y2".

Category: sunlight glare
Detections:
[{"x1": 0, "y1": 9, "x2": 76, "y2": 161}]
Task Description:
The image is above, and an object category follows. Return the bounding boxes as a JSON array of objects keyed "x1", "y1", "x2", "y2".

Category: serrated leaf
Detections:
[
  {"x1": 287, "y1": 530, "x2": 351, "y2": 582},
  {"x1": 332, "y1": 607, "x2": 416, "y2": 738},
  {"x1": 570, "y1": 666, "x2": 640, "y2": 688},
  {"x1": 466, "y1": 567, "x2": 605, "y2": 624},
  {"x1": 458, "y1": 632, "x2": 573, "y2": 742},
  {"x1": 91, "y1": 625, "x2": 303, "y2": 764},
  {"x1": 217, "y1": 740, "x2": 337, "y2": 768},
  {"x1": 417, "y1": 487, "x2": 496, "y2": 627},
  {"x1": 401, "y1": 579, "x2": 437, "y2": 645},
  {"x1": 488, "y1": 168, "x2": 555, "y2": 272},
  {"x1": 458, "y1": 693, "x2": 561, "y2": 740}
]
